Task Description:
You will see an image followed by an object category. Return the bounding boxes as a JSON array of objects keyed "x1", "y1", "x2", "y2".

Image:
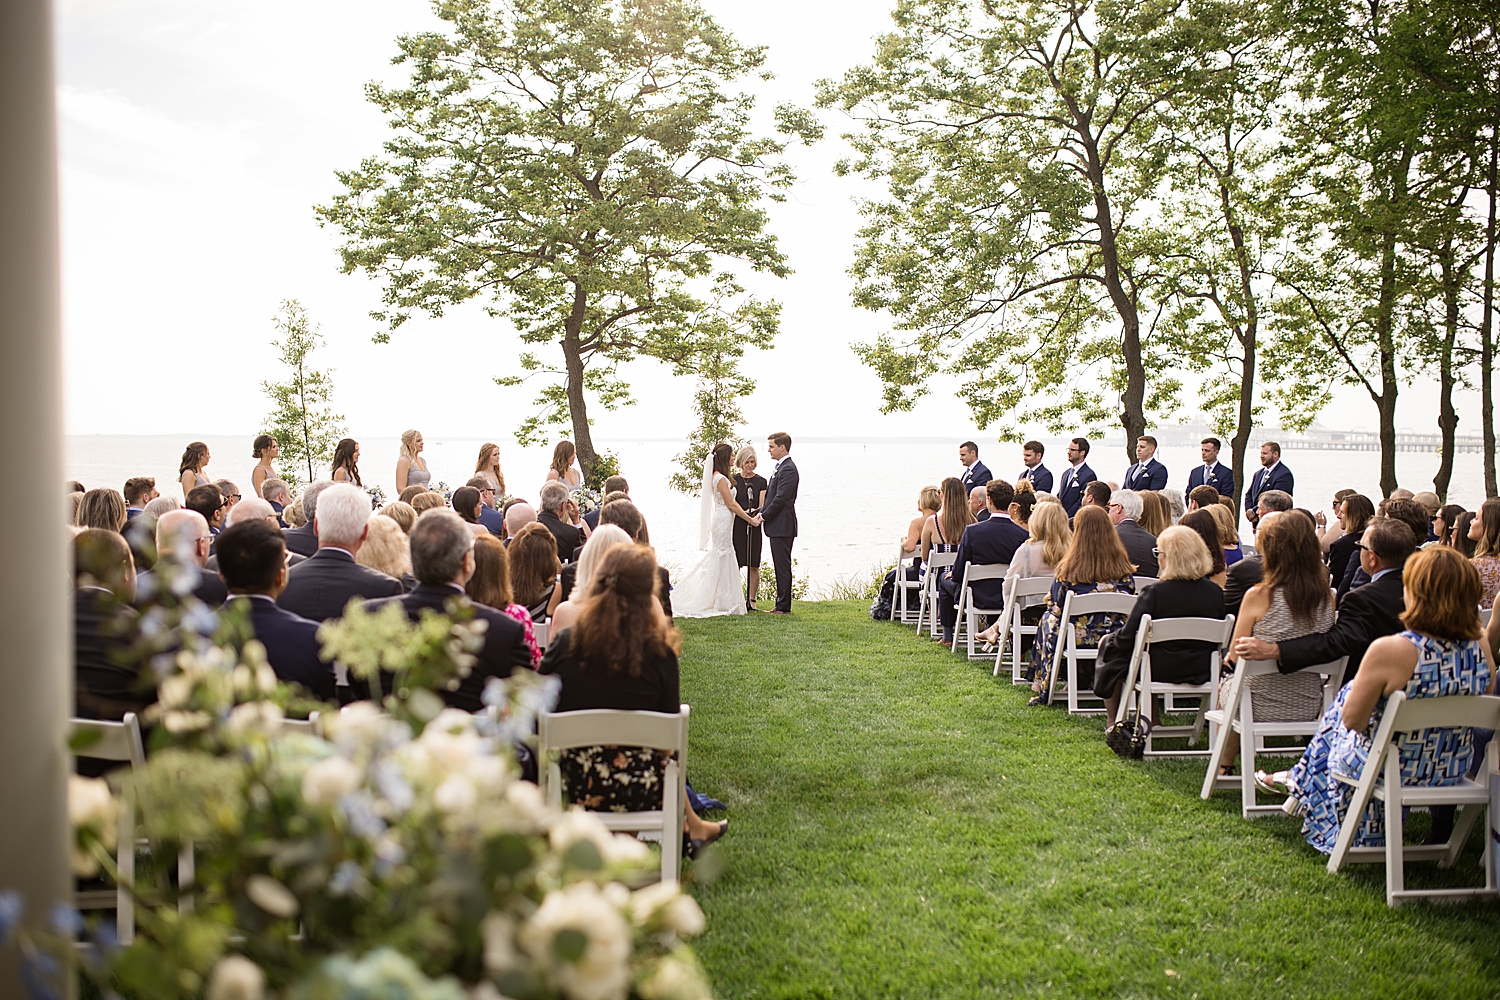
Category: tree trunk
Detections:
[
  {"x1": 1223, "y1": 179, "x2": 1257, "y2": 522},
  {"x1": 1483, "y1": 131, "x2": 1498, "y2": 498},
  {"x1": 1433, "y1": 238, "x2": 1460, "y2": 501},
  {"x1": 1372, "y1": 150, "x2": 1410, "y2": 498},
  {"x1": 562, "y1": 280, "x2": 598, "y2": 477}
]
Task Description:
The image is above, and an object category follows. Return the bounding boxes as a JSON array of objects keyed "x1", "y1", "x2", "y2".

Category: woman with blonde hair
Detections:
[
  {"x1": 901, "y1": 486, "x2": 942, "y2": 556},
  {"x1": 475, "y1": 442, "x2": 506, "y2": 497},
  {"x1": 973, "y1": 499, "x2": 1071, "y2": 646},
  {"x1": 250, "y1": 434, "x2": 278, "y2": 496},
  {"x1": 509, "y1": 521, "x2": 561, "y2": 619},
  {"x1": 356, "y1": 514, "x2": 414, "y2": 589},
  {"x1": 395, "y1": 429, "x2": 431, "y2": 492},
  {"x1": 76, "y1": 488, "x2": 127, "y2": 532},
  {"x1": 1205, "y1": 502, "x2": 1243, "y2": 566},
  {"x1": 550, "y1": 525, "x2": 634, "y2": 635},
  {"x1": 468, "y1": 533, "x2": 542, "y2": 668},
  {"x1": 545, "y1": 440, "x2": 582, "y2": 489},
  {"x1": 380, "y1": 500, "x2": 416, "y2": 534},
  {"x1": 732, "y1": 445, "x2": 768, "y2": 609},
  {"x1": 411, "y1": 491, "x2": 447, "y2": 515},
  {"x1": 179, "y1": 441, "x2": 210, "y2": 499},
  {"x1": 1137, "y1": 491, "x2": 1172, "y2": 536},
  {"x1": 284, "y1": 495, "x2": 306, "y2": 528}
]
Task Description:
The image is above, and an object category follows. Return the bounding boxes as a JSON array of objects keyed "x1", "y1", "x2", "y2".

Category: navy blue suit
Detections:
[
  {"x1": 1056, "y1": 463, "x2": 1096, "y2": 516},
  {"x1": 1187, "y1": 461, "x2": 1235, "y2": 498},
  {"x1": 960, "y1": 461, "x2": 992, "y2": 494},
  {"x1": 1019, "y1": 463, "x2": 1053, "y2": 494},
  {"x1": 1123, "y1": 458, "x2": 1168, "y2": 492},
  {"x1": 1244, "y1": 462, "x2": 1294, "y2": 516},
  {"x1": 939, "y1": 514, "x2": 1030, "y2": 637},
  {"x1": 232, "y1": 595, "x2": 336, "y2": 702},
  {"x1": 762, "y1": 456, "x2": 800, "y2": 613},
  {"x1": 477, "y1": 504, "x2": 505, "y2": 537}
]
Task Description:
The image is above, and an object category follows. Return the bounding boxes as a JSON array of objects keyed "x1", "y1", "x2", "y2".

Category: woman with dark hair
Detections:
[
  {"x1": 509, "y1": 521, "x2": 561, "y2": 620},
  {"x1": 331, "y1": 438, "x2": 362, "y2": 486},
  {"x1": 545, "y1": 440, "x2": 582, "y2": 489},
  {"x1": 1267, "y1": 547, "x2": 1496, "y2": 853},
  {"x1": 539, "y1": 544, "x2": 727, "y2": 850},
  {"x1": 76, "y1": 488, "x2": 127, "y2": 532},
  {"x1": 451, "y1": 486, "x2": 485, "y2": 535},
  {"x1": 468, "y1": 533, "x2": 542, "y2": 668},
  {"x1": 1007, "y1": 487, "x2": 1038, "y2": 530},
  {"x1": 1178, "y1": 508, "x2": 1227, "y2": 588},
  {"x1": 1316, "y1": 488, "x2": 1359, "y2": 554},
  {"x1": 1452, "y1": 511, "x2": 1479, "y2": 558},
  {"x1": 475, "y1": 442, "x2": 506, "y2": 497},
  {"x1": 1467, "y1": 497, "x2": 1500, "y2": 608},
  {"x1": 178, "y1": 441, "x2": 210, "y2": 499},
  {"x1": 1434, "y1": 503, "x2": 1466, "y2": 548},
  {"x1": 1327, "y1": 494, "x2": 1374, "y2": 601},
  {"x1": 920, "y1": 477, "x2": 975, "y2": 563},
  {"x1": 673, "y1": 442, "x2": 762, "y2": 618},
  {"x1": 251, "y1": 434, "x2": 278, "y2": 496}
]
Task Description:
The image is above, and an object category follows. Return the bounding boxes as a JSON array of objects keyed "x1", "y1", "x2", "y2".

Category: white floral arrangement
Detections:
[
  {"x1": 569, "y1": 488, "x2": 603, "y2": 515},
  {"x1": 365, "y1": 484, "x2": 388, "y2": 510}
]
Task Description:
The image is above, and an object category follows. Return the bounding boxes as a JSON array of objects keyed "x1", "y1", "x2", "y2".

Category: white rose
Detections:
[
  {"x1": 548, "y1": 807, "x2": 612, "y2": 854},
  {"x1": 480, "y1": 911, "x2": 521, "y2": 973},
  {"x1": 433, "y1": 774, "x2": 478, "y2": 817},
  {"x1": 244, "y1": 874, "x2": 299, "y2": 919},
  {"x1": 327, "y1": 702, "x2": 389, "y2": 754},
  {"x1": 226, "y1": 701, "x2": 283, "y2": 736},
  {"x1": 637, "y1": 955, "x2": 712, "y2": 1000},
  {"x1": 300, "y1": 755, "x2": 362, "y2": 807},
  {"x1": 628, "y1": 882, "x2": 705, "y2": 938},
  {"x1": 599, "y1": 832, "x2": 650, "y2": 865},
  {"x1": 205, "y1": 954, "x2": 266, "y2": 1000},
  {"x1": 500, "y1": 780, "x2": 552, "y2": 831},
  {"x1": 519, "y1": 882, "x2": 632, "y2": 1000},
  {"x1": 159, "y1": 672, "x2": 194, "y2": 709}
]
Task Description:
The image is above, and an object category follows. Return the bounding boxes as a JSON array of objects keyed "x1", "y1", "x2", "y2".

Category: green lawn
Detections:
[{"x1": 676, "y1": 601, "x2": 1500, "y2": 999}]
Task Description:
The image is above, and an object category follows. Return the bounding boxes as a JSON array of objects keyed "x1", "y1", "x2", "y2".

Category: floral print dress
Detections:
[
  {"x1": 500, "y1": 603, "x2": 543, "y2": 669},
  {"x1": 1289, "y1": 630, "x2": 1491, "y2": 854},
  {"x1": 1029, "y1": 577, "x2": 1136, "y2": 703}
]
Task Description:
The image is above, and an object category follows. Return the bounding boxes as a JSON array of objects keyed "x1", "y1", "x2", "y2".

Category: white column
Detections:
[{"x1": 0, "y1": 0, "x2": 73, "y2": 988}]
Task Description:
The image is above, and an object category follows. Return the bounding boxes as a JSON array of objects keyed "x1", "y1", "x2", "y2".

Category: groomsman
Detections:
[
  {"x1": 1187, "y1": 436, "x2": 1235, "y2": 498},
  {"x1": 1244, "y1": 441, "x2": 1294, "y2": 526},
  {"x1": 1122, "y1": 435, "x2": 1168, "y2": 491},
  {"x1": 958, "y1": 441, "x2": 991, "y2": 493},
  {"x1": 1018, "y1": 440, "x2": 1053, "y2": 493},
  {"x1": 1056, "y1": 437, "x2": 1097, "y2": 516}
]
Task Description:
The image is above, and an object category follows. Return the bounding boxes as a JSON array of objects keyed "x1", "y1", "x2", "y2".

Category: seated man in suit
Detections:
[
  {"x1": 1187, "y1": 436, "x2": 1235, "y2": 498},
  {"x1": 537, "y1": 482, "x2": 584, "y2": 561},
  {"x1": 74, "y1": 529, "x2": 147, "y2": 728},
  {"x1": 277, "y1": 483, "x2": 403, "y2": 624},
  {"x1": 969, "y1": 486, "x2": 991, "y2": 523},
  {"x1": 262, "y1": 477, "x2": 292, "y2": 527},
  {"x1": 207, "y1": 498, "x2": 307, "y2": 573},
  {"x1": 215, "y1": 519, "x2": 336, "y2": 702},
  {"x1": 1018, "y1": 440, "x2": 1052, "y2": 494},
  {"x1": 466, "y1": 476, "x2": 507, "y2": 537},
  {"x1": 1056, "y1": 437, "x2": 1097, "y2": 516},
  {"x1": 1122, "y1": 435, "x2": 1169, "y2": 492},
  {"x1": 584, "y1": 475, "x2": 629, "y2": 530},
  {"x1": 365, "y1": 509, "x2": 533, "y2": 712},
  {"x1": 123, "y1": 476, "x2": 157, "y2": 521},
  {"x1": 938, "y1": 479, "x2": 1030, "y2": 644},
  {"x1": 185, "y1": 484, "x2": 227, "y2": 541},
  {"x1": 1187, "y1": 484, "x2": 1223, "y2": 512},
  {"x1": 1081, "y1": 480, "x2": 1112, "y2": 511},
  {"x1": 136, "y1": 508, "x2": 227, "y2": 607},
  {"x1": 958, "y1": 441, "x2": 992, "y2": 494},
  {"x1": 1337, "y1": 498, "x2": 1427, "y2": 597},
  {"x1": 1244, "y1": 441, "x2": 1294, "y2": 527},
  {"x1": 283, "y1": 480, "x2": 335, "y2": 557},
  {"x1": 1108, "y1": 489, "x2": 1159, "y2": 577}
]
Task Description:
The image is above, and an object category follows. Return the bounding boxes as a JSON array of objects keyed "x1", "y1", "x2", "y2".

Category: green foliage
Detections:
[
  {"x1": 584, "y1": 449, "x2": 622, "y2": 491},
  {"x1": 317, "y1": 0, "x2": 818, "y2": 476},
  {"x1": 260, "y1": 301, "x2": 345, "y2": 487},
  {"x1": 755, "y1": 560, "x2": 808, "y2": 604},
  {"x1": 668, "y1": 295, "x2": 766, "y2": 493}
]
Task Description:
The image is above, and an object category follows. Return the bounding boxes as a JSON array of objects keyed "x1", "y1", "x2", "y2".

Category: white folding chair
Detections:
[
  {"x1": 71, "y1": 715, "x2": 146, "y2": 945},
  {"x1": 1481, "y1": 606, "x2": 1492, "y2": 628},
  {"x1": 916, "y1": 551, "x2": 957, "y2": 638},
  {"x1": 1047, "y1": 592, "x2": 1138, "y2": 715},
  {"x1": 1132, "y1": 576, "x2": 1159, "y2": 591},
  {"x1": 1200, "y1": 657, "x2": 1344, "y2": 816},
  {"x1": 891, "y1": 547, "x2": 924, "y2": 624},
  {"x1": 279, "y1": 710, "x2": 323, "y2": 739},
  {"x1": 533, "y1": 620, "x2": 551, "y2": 651},
  {"x1": 1327, "y1": 692, "x2": 1500, "y2": 906},
  {"x1": 952, "y1": 563, "x2": 1009, "y2": 658},
  {"x1": 538, "y1": 705, "x2": 691, "y2": 884},
  {"x1": 993, "y1": 576, "x2": 1054, "y2": 683},
  {"x1": 1114, "y1": 615, "x2": 1234, "y2": 756}
]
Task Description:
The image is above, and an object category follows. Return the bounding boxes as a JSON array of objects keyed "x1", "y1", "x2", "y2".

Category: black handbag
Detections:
[{"x1": 1105, "y1": 713, "x2": 1151, "y2": 759}]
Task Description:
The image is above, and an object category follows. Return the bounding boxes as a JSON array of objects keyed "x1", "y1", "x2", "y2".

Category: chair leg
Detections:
[
  {"x1": 1385, "y1": 756, "x2": 1404, "y2": 907},
  {"x1": 1441, "y1": 804, "x2": 1483, "y2": 870},
  {"x1": 661, "y1": 762, "x2": 681, "y2": 884},
  {"x1": 1240, "y1": 725, "x2": 1257, "y2": 819},
  {"x1": 117, "y1": 788, "x2": 134, "y2": 945}
]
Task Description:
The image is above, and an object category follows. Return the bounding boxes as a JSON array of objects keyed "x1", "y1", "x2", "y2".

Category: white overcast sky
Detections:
[{"x1": 54, "y1": 0, "x2": 1469, "y2": 443}]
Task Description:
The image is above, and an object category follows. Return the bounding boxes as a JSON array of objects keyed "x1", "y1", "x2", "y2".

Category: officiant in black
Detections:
[{"x1": 733, "y1": 445, "x2": 769, "y2": 611}]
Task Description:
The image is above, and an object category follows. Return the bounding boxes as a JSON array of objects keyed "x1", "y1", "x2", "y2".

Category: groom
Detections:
[{"x1": 760, "y1": 432, "x2": 799, "y2": 615}]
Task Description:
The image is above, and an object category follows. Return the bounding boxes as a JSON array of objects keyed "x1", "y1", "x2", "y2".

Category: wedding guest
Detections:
[
  {"x1": 1056, "y1": 437, "x2": 1097, "y2": 516},
  {"x1": 185, "y1": 484, "x2": 227, "y2": 537},
  {"x1": 284, "y1": 481, "x2": 335, "y2": 557},
  {"x1": 504, "y1": 501, "x2": 538, "y2": 541},
  {"x1": 285, "y1": 496, "x2": 307, "y2": 528},
  {"x1": 179, "y1": 441, "x2": 211, "y2": 499},
  {"x1": 1161, "y1": 488, "x2": 1186, "y2": 525},
  {"x1": 1108, "y1": 489, "x2": 1158, "y2": 577},
  {"x1": 411, "y1": 491, "x2": 448, "y2": 515},
  {"x1": 251, "y1": 434, "x2": 279, "y2": 496},
  {"x1": 546, "y1": 440, "x2": 582, "y2": 488},
  {"x1": 76, "y1": 488, "x2": 127, "y2": 532},
  {"x1": 1187, "y1": 436, "x2": 1235, "y2": 498},
  {"x1": 972, "y1": 498, "x2": 1073, "y2": 647},
  {"x1": 958, "y1": 441, "x2": 991, "y2": 493},
  {"x1": 331, "y1": 438, "x2": 363, "y2": 486},
  {"x1": 356, "y1": 514, "x2": 415, "y2": 590},
  {"x1": 452, "y1": 485, "x2": 489, "y2": 538},
  {"x1": 969, "y1": 486, "x2": 991, "y2": 523},
  {"x1": 1223, "y1": 510, "x2": 1277, "y2": 616},
  {"x1": 395, "y1": 429, "x2": 431, "y2": 492},
  {"x1": 1205, "y1": 502, "x2": 1242, "y2": 567},
  {"x1": 216, "y1": 520, "x2": 336, "y2": 702},
  {"x1": 920, "y1": 477, "x2": 973, "y2": 562},
  {"x1": 122, "y1": 477, "x2": 157, "y2": 520},
  {"x1": 551, "y1": 525, "x2": 635, "y2": 635},
  {"x1": 1435, "y1": 503, "x2": 1467, "y2": 548},
  {"x1": 901, "y1": 487, "x2": 942, "y2": 558},
  {"x1": 474, "y1": 442, "x2": 506, "y2": 497},
  {"x1": 1095, "y1": 527, "x2": 1225, "y2": 722},
  {"x1": 66, "y1": 480, "x2": 85, "y2": 495},
  {"x1": 1178, "y1": 509, "x2": 1227, "y2": 588},
  {"x1": 583, "y1": 475, "x2": 628, "y2": 529},
  {"x1": 1187, "y1": 485, "x2": 1222, "y2": 512},
  {"x1": 137, "y1": 509, "x2": 226, "y2": 607},
  {"x1": 468, "y1": 533, "x2": 542, "y2": 668},
  {"x1": 224, "y1": 497, "x2": 278, "y2": 528},
  {"x1": 1468, "y1": 497, "x2": 1500, "y2": 609},
  {"x1": 1412, "y1": 491, "x2": 1441, "y2": 542},
  {"x1": 1122, "y1": 435, "x2": 1168, "y2": 491},
  {"x1": 1136, "y1": 490, "x2": 1172, "y2": 536},
  {"x1": 1212, "y1": 512, "x2": 1333, "y2": 774},
  {"x1": 465, "y1": 476, "x2": 506, "y2": 536},
  {"x1": 538, "y1": 543, "x2": 726, "y2": 851},
  {"x1": 142, "y1": 495, "x2": 179, "y2": 518},
  {"x1": 1452, "y1": 511, "x2": 1478, "y2": 557},
  {"x1": 381, "y1": 497, "x2": 417, "y2": 536},
  {"x1": 1008, "y1": 487, "x2": 1038, "y2": 530},
  {"x1": 1316, "y1": 489, "x2": 1358, "y2": 554},
  {"x1": 1029, "y1": 506, "x2": 1136, "y2": 704},
  {"x1": 398, "y1": 485, "x2": 428, "y2": 505},
  {"x1": 538, "y1": 481, "x2": 584, "y2": 559},
  {"x1": 213, "y1": 479, "x2": 242, "y2": 510},
  {"x1": 509, "y1": 521, "x2": 561, "y2": 620},
  {"x1": 277, "y1": 483, "x2": 403, "y2": 623},
  {"x1": 939, "y1": 479, "x2": 1029, "y2": 644},
  {"x1": 733, "y1": 446, "x2": 768, "y2": 608},
  {"x1": 364, "y1": 510, "x2": 533, "y2": 711},
  {"x1": 66, "y1": 491, "x2": 84, "y2": 527},
  {"x1": 1341, "y1": 499, "x2": 1429, "y2": 595},
  {"x1": 73, "y1": 530, "x2": 147, "y2": 755},
  {"x1": 1081, "y1": 481, "x2": 1112, "y2": 510},
  {"x1": 261, "y1": 478, "x2": 292, "y2": 524},
  {"x1": 1244, "y1": 441, "x2": 1293, "y2": 526},
  {"x1": 1328, "y1": 494, "x2": 1374, "y2": 603},
  {"x1": 1018, "y1": 440, "x2": 1052, "y2": 493}
]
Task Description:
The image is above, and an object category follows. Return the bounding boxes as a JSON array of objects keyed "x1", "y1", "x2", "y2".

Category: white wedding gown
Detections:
[{"x1": 673, "y1": 473, "x2": 747, "y2": 618}]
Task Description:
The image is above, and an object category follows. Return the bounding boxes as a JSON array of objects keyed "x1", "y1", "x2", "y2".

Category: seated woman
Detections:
[
  {"x1": 1206, "y1": 502, "x2": 1242, "y2": 566},
  {"x1": 1136, "y1": 490, "x2": 1172, "y2": 537},
  {"x1": 920, "y1": 477, "x2": 974, "y2": 564},
  {"x1": 973, "y1": 499, "x2": 1070, "y2": 645},
  {"x1": 901, "y1": 486, "x2": 942, "y2": 562},
  {"x1": 1008, "y1": 482, "x2": 1037, "y2": 530},
  {"x1": 1095, "y1": 527, "x2": 1225, "y2": 723},
  {"x1": 1267, "y1": 546, "x2": 1496, "y2": 854},
  {"x1": 550, "y1": 525, "x2": 635, "y2": 634},
  {"x1": 1316, "y1": 489, "x2": 1358, "y2": 554},
  {"x1": 509, "y1": 521, "x2": 561, "y2": 621},
  {"x1": 356, "y1": 514, "x2": 416, "y2": 591},
  {"x1": 1434, "y1": 503, "x2": 1466, "y2": 549},
  {"x1": 1328, "y1": 494, "x2": 1374, "y2": 604},
  {"x1": 1178, "y1": 509, "x2": 1227, "y2": 588},
  {"x1": 452, "y1": 485, "x2": 489, "y2": 538},
  {"x1": 1467, "y1": 498, "x2": 1500, "y2": 609},
  {"x1": 1029, "y1": 506, "x2": 1136, "y2": 705},
  {"x1": 539, "y1": 544, "x2": 726, "y2": 851},
  {"x1": 467, "y1": 533, "x2": 542, "y2": 668},
  {"x1": 1212, "y1": 513, "x2": 1333, "y2": 774}
]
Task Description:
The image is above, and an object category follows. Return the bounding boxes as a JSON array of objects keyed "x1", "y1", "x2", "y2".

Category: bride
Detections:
[{"x1": 674, "y1": 443, "x2": 762, "y2": 618}]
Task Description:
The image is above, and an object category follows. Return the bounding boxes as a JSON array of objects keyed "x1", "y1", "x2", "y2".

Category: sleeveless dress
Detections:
[
  {"x1": 1289, "y1": 631, "x2": 1491, "y2": 853},
  {"x1": 404, "y1": 461, "x2": 431, "y2": 489},
  {"x1": 732, "y1": 473, "x2": 767, "y2": 568},
  {"x1": 673, "y1": 473, "x2": 747, "y2": 618},
  {"x1": 1219, "y1": 588, "x2": 1335, "y2": 722}
]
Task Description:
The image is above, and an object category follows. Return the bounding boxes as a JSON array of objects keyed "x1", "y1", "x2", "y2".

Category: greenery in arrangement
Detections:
[
  {"x1": 260, "y1": 300, "x2": 346, "y2": 488},
  {"x1": 674, "y1": 602, "x2": 1500, "y2": 998},
  {"x1": 317, "y1": 0, "x2": 820, "y2": 481}
]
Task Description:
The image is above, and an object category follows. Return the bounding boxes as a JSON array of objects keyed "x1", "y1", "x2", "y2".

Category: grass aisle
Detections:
[{"x1": 675, "y1": 601, "x2": 1500, "y2": 999}]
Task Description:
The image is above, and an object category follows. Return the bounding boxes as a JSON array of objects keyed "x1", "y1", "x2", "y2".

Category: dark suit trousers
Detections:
[{"x1": 769, "y1": 535, "x2": 794, "y2": 612}]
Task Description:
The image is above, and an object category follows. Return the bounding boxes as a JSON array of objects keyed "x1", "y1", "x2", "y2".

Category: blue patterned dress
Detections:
[
  {"x1": 1028, "y1": 577, "x2": 1135, "y2": 702},
  {"x1": 1289, "y1": 630, "x2": 1490, "y2": 854}
]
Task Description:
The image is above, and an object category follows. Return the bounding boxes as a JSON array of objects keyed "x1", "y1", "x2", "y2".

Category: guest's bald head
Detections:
[
  {"x1": 504, "y1": 501, "x2": 536, "y2": 538},
  {"x1": 225, "y1": 497, "x2": 276, "y2": 528},
  {"x1": 968, "y1": 486, "x2": 987, "y2": 516},
  {"x1": 156, "y1": 509, "x2": 211, "y2": 566}
]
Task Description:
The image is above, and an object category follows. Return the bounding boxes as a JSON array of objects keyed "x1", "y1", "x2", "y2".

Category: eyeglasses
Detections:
[
  {"x1": 1108, "y1": 503, "x2": 1122, "y2": 510},
  {"x1": 1151, "y1": 546, "x2": 1160, "y2": 556}
]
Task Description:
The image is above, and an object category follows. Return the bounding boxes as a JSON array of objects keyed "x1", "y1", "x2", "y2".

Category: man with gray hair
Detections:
[
  {"x1": 969, "y1": 485, "x2": 990, "y2": 523},
  {"x1": 1256, "y1": 489, "x2": 1293, "y2": 521},
  {"x1": 283, "y1": 479, "x2": 336, "y2": 557},
  {"x1": 277, "y1": 483, "x2": 402, "y2": 626},
  {"x1": 364, "y1": 509, "x2": 531, "y2": 712},
  {"x1": 261, "y1": 477, "x2": 292, "y2": 525},
  {"x1": 135, "y1": 508, "x2": 227, "y2": 606},
  {"x1": 1107, "y1": 488, "x2": 1158, "y2": 577},
  {"x1": 537, "y1": 481, "x2": 584, "y2": 560}
]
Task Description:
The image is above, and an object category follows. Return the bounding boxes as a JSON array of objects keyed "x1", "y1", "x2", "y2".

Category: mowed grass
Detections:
[{"x1": 675, "y1": 601, "x2": 1500, "y2": 1000}]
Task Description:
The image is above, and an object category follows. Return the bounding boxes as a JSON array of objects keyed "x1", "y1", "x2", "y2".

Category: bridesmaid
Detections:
[
  {"x1": 396, "y1": 429, "x2": 431, "y2": 492},
  {"x1": 251, "y1": 435, "x2": 278, "y2": 497},
  {"x1": 179, "y1": 441, "x2": 210, "y2": 499},
  {"x1": 475, "y1": 442, "x2": 506, "y2": 497},
  {"x1": 545, "y1": 440, "x2": 583, "y2": 488},
  {"x1": 332, "y1": 438, "x2": 363, "y2": 486},
  {"x1": 733, "y1": 445, "x2": 768, "y2": 610}
]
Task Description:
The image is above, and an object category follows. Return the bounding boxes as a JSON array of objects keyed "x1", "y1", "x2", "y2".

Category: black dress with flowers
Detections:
[{"x1": 539, "y1": 628, "x2": 681, "y2": 812}]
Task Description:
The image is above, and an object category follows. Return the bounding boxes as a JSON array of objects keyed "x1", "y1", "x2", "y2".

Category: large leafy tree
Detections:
[{"x1": 317, "y1": 0, "x2": 817, "y2": 477}]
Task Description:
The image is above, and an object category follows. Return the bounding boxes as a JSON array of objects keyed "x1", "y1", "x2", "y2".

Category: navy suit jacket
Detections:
[
  {"x1": 1244, "y1": 462, "x2": 1295, "y2": 513},
  {"x1": 1123, "y1": 458, "x2": 1168, "y2": 492},
  {"x1": 283, "y1": 523, "x2": 319, "y2": 557},
  {"x1": 232, "y1": 595, "x2": 336, "y2": 702},
  {"x1": 762, "y1": 457, "x2": 799, "y2": 538},
  {"x1": 1019, "y1": 463, "x2": 1053, "y2": 494},
  {"x1": 948, "y1": 514, "x2": 1030, "y2": 609},
  {"x1": 1116, "y1": 519, "x2": 1159, "y2": 577},
  {"x1": 1056, "y1": 463, "x2": 1096, "y2": 516},
  {"x1": 961, "y1": 461, "x2": 992, "y2": 493},
  {"x1": 477, "y1": 504, "x2": 506, "y2": 537},
  {"x1": 277, "y1": 547, "x2": 404, "y2": 622},
  {"x1": 1187, "y1": 462, "x2": 1236, "y2": 497}
]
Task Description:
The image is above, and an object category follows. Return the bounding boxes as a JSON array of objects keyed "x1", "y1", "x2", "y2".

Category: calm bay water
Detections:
[{"x1": 66, "y1": 434, "x2": 1495, "y2": 592}]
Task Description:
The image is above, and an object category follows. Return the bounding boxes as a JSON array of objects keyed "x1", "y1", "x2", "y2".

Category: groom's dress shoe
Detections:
[{"x1": 767, "y1": 609, "x2": 790, "y2": 615}]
